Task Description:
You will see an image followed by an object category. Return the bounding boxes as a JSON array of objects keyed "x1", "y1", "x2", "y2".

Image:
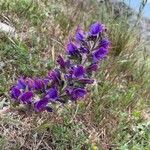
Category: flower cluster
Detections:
[{"x1": 10, "y1": 22, "x2": 110, "y2": 112}]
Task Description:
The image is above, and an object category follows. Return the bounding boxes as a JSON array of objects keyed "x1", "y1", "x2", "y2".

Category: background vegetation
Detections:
[{"x1": 0, "y1": 0, "x2": 150, "y2": 149}]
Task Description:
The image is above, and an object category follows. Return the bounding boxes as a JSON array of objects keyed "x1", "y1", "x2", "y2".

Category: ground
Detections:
[{"x1": 0, "y1": 0, "x2": 150, "y2": 149}]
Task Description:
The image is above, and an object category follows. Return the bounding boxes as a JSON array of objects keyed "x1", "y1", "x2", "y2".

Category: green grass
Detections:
[{"x1": 0, "y1": 0, "x2": 150, "y2": 149}]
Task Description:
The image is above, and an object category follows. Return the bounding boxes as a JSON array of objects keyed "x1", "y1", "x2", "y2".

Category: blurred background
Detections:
[{"x1": 0, "y1": 0, "x2": 150, "y2": 149}]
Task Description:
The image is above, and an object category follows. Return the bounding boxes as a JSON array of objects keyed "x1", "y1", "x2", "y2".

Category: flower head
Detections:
[
  {"x1": 48, "y1": 69, "x2": 61, "y2": 85},
  {"x1": 11, "y1": 87, "x2": 21, "y2": 100},
  {"x1": 89, "y1": 22, "x2": 104, "y2": 36},
  {"x1": 26, "y1": 78, "x2": 35, "y2": 90},
  {"x1": 92, "y1": 47, "x2": 108, "y2": 63},
  {"x1": 34, "y1": 78, "x2": 45, "y2": 91},
  {"x1": 47, "y1": 87, "x2": 58, "y2": 100},
  {"x1": 76, "y1": 26, "x2": 85, "y2": 42},
  {"x1": 20, "y1": 91, "x2": 34, "y2": 104},
  {"x1": 66, "y1": 41, "x2": 79, "y2": 56},
  {"x1": 34, "y1": 97, "x2": 49, "y2": 112},
  {"x1": 10, "y1": 22, "x2": 110, "y2": 113},
  {"x1": 72, "y1": 88, "x2": 87, "y2": 100},
  {"x1": 57, "y1": 55, "x2": 70, "y2": 69},
  {"x1": 72, "y1": 65, "x2": 85, "y2": 78},
  {"x1": 17, "y1": 77, "x2": 26, "y2": 89},
  {"x1": 100, "y1": 38, "x2": 110, "y2": 48},
  {"x1": 43, "y1": 78, "x2": 50, "y2": 86}
]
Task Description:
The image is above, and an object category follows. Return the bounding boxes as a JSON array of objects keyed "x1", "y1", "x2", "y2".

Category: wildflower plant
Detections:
[{"x1": 10, "y1": 22, "x2": 110, "y2": 112}]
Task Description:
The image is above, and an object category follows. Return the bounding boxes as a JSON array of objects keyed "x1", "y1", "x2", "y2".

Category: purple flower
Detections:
[
  {"x1": 66, "y1": 87, "x2": 86, "y2": 100},
  {"x1": 11, "y1": 87, "x2": 21, "y2": 100},
  {"x1": 66, "y1": 41, "x2": 79, "y2": 56},
  {"x1": 34, "y1": 97, "x2": 49, "y2": 112},
  {"x1": 26, "y1": 78, "x2": 34, "y2": 90},
  {"x1": 34, "y1": 78, "x2": 45, "y2": 91},
  {"x1": 57, "y1": 55, "x2": 66, "y2": 68},
  {"x1": 48, "y1": 69, "x2": 61, "y2": 85},
  {"x1": 57, "y1": 55, "x2": 70, "y2": 69},
  {"x1": 20, "y1": 91, "x2": 34, "y2": 104},
  {"x1": 43, "y1": 78, "x2": 50, "y2": 86},
  {"x1": 17, "y1": 77, "x2": 26, "y2": 89},
  {"x1": 47, "y1": 88, "x2": 58, "y2": 100},
  {"x1": 76, "y1": 27, "x2": 85, "y2": 41},
  {"x1": 73, "y1": 65, "x2": 85, "y2": 78},
  {"x1": 9, "y1": 22, "x2": 110, "y2": 113},
  {"x1": 92, "y1": 47, "x2": 108, "y2": 63},
  {"x1": 100, "y1": 38, "x2": 110, "y2": 48},
  {"x1": 72, "y1": 88, "x2": 87, "y2": 100},
  {"x1": 89, "y1": 22, "x2": 104, "y2": 36}
]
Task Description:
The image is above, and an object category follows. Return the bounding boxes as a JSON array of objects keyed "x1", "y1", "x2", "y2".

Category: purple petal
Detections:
[
  {"x1": 20, "y1": 91, "x2": 34, "y2": 104},
  {"x1": 66, "y1": 87, "x2": 87, "y2": 100},
  {"x1": 34, "y1": 78, "x2": 45, "y2": 91},
  {"x1": 100, "y1": 38, "x2": 110, "y2": 48},
  {"x1": 72, "y1": 88, "x2": 87, "y2": 100},
  {"x1": 34, "y1": 97, "x2": 49, "y2": 112},
  {"x1": 76, "y1": 27, "x2": 85, "y2": 41},
  {"x1": 48, "y1": 69, "x2": 61, "y2": 84},
  {"x1": 43, "y1": 78, "x2": 50, "y2": 86},
  {"x1": 17, "y1": 77, "x2": 26, "y2": 89},
  {"x1": 66, "y1": 41, "x2": 79, "y2": 55},
  {"x1": 57, "y1": 55, "x2": 70, "y2": 69},
  {"x1": 26, "y1": 78, "x2": 34, "y2": 90},
  {"x1": 89, "y1": 22, "x2": 104, "y2": 36},
  {"x1": 10, "y1": 87, "x2": 21, "y2": 100},
  {"x1": 73, "y1": 65, "x2": 85, "y2": 78},
  {"x1": 57, "y1": 55, "x2": 66, "y2": 68},
  {"x1": 92, "y1": 47, "x2": 108, "y2": 63},
  {"x1": 47, "y1": 88, "x2": 58, "y2": 100}
]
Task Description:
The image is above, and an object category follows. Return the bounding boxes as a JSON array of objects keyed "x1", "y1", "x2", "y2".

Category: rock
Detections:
[
  {"x1": 0, "y1": 61, "x2": 5, "y2": 70},
  {"x1": 0, "y1": 22, "x2": 16, "y2": 36}
]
